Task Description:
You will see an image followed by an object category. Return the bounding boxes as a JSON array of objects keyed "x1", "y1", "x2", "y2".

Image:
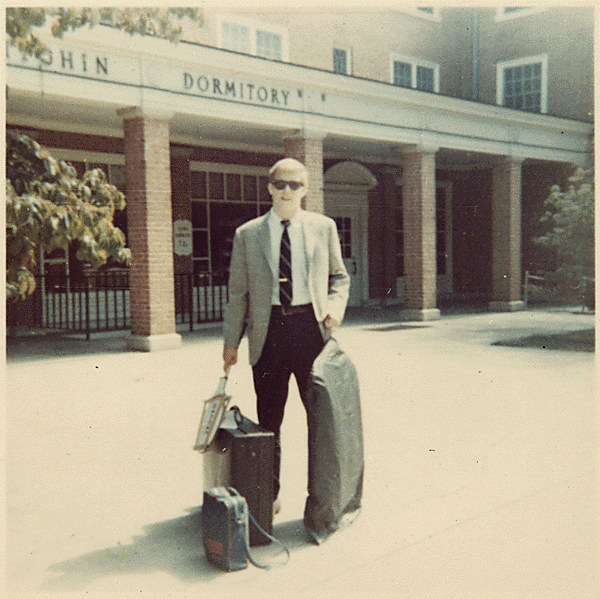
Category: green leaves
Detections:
[
  {"x1": 6, "y1": 7, "x2": 204, "y2": 60},
  {"x1": 6, "y1": 131, "x2": 131, "y2": 301},
  {"x1": 533, "y1": 167, "x2": 594, "y2": 308}
]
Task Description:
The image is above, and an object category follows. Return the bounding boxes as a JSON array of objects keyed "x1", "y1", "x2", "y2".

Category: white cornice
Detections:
[{"x1": 6, "y1": 26, "x2": 592, "y2": 167}]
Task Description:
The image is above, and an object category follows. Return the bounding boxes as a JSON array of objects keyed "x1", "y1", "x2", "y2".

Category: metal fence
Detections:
[
  {"x1": 523, "y1": 270, "x2": 595, "y2": 312},
  {"x1": 26, "y1": 271, "x2": 228, "y2": 338}
]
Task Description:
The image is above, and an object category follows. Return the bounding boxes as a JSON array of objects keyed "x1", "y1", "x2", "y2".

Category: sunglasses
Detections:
[{"x1": 272, "y1": 180, "x2": 304, "y2": 191}]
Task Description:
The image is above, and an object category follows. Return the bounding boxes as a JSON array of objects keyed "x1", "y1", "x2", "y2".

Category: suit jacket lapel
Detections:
[
  {"x1": 299, "y1": 211, "x2": 317, "y2": 267},
  {"x1": 257, "y1": 213, "x2": 274, "y2": 275}
]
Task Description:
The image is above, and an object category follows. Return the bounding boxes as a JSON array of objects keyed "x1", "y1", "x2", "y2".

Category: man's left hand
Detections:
[{"x1": 323, "y1": 315, "x2": 339, "y2": 333}]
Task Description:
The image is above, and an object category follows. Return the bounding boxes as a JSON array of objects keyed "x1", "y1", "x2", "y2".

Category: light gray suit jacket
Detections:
[{"x1": 223, "y1": 209, "x2": 350, "y2": 365}]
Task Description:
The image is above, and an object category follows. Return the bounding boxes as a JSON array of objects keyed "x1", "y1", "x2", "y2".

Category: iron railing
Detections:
[{"x1": 24, "y1": 271, "x2": 228, "y2": 338}]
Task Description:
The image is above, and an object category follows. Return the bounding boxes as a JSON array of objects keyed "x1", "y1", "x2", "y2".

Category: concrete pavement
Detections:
[{"x1": 4, "y1": 307, "x2": 598, "y2": 598}]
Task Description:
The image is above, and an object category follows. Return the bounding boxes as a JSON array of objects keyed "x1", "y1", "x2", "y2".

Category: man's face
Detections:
[{"x1": 268, "y1": 173, "x2": 306, "y2": 218}]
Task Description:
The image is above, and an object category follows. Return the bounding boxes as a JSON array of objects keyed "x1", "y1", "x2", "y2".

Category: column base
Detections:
[
  {"x1": 401, "y1": 308, "x2": 441, "y2": 322},
  {"x1": 127, "y1": 333, "x2": 182, "y2": 352},
  {"x1": 488, "y1": 301, "x2": 525, "y2": 312}
]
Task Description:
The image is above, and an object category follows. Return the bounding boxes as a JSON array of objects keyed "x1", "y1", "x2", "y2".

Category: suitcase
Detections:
[
  {"x1": 201, "y1": 486, "x2": 290, "y2": 571},
  {"x1": 201, "y1": 486, "x2": 249, "y2": 571},
  {"x1": 203, "y1": 407, "x2": 274, "y2": 547},
  {"x1": 303, "y1": 338, "x2": 364, "y2": 543}
]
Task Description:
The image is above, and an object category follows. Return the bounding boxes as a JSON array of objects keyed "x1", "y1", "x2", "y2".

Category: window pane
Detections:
[
  {"x1": 226, "y1": 173, "x2": 241, "y2": 201},
  {"x1": 333, "y1": 48, "x2": 347, "y2": 74},
  {"x1": 192, "y1": 201, "x2": 207, "y2": 228},
  {"x1": 503, "y1": 61, "x2": 542, "y2": 113},
  {"x1": 208, "y1": 172, "x2": 224, "y2": 199},
  {"x1": 393, "y1": 61, "x2": 412, "y2": 87},
  {"x1": 259, "y1": 176, "x2": 271, "y2": 203},
  {"x1": 243, "y1": 175, "x2": 258, "y2": 202},
  {"x1": 416, "y1": 66, "x2": 434, "y2": 91},
  {"x1": 109, "y1": 164, "x2": 126, "y2": 192},
  {"x1": 222, "y1": 22, "x2": 250, "y2": 53},
  {"x1": 193, "y1": 230, "x2": 208, "y2": 258},
  {"x1": 256, "y1": 30, "x2": 282, "y2": 60},
  {"x1": 190, "y1": 171, "x2": 206, "y2": 199}
]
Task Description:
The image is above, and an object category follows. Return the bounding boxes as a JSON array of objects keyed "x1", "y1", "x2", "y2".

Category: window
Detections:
[
  {"x1": 392, "y1": 55, "x2": 439, "y2": 92},
  {"x1": 219, "y1": 15, "x2": 288, "y2": 61},
  {"x1": 402, "y1": 7, "x2": 441, "y2": 22},
  {"x1": 333, "y1": 47, "x2": 352, "y2": 75},
  {"x1": 497, "y1": 55, "x2": 548, "y2": 113},
  {"x1": 190, "y1": 163, "x2": 270, "y2": 278},
  {"x1": 495, "y1": 7, "x2": 546, "y2": 20}
]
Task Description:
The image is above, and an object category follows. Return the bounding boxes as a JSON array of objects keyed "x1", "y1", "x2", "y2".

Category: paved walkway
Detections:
[{"x1": 4, "y1": 307, "x2": 598, "y2": 598}]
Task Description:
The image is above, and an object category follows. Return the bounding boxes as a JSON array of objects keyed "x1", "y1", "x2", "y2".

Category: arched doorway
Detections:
[{"x1": 324, "y1": 162, "x2": 377, "y2": 306}]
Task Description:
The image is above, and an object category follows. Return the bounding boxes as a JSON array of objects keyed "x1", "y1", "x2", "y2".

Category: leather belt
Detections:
[{"x1": 272, "y1": 303, "x2": 313, "y2": 317}]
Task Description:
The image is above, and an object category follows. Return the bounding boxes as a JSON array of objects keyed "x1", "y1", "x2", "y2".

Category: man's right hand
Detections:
[{"x1": 223, "y1": 347, "x2": 238, "y2": 371}]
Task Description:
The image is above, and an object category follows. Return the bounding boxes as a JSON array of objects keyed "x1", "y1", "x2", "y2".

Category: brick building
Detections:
[{"x1": 6, "y1": 6, "x2": 594, "y2": 350}]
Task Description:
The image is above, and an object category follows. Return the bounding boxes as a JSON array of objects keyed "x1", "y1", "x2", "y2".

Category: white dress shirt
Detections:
[{"x1": 268, "y1": 208, "x2": 312, "y2": 306}]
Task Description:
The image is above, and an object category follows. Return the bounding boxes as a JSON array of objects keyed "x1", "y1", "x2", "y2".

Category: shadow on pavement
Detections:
[
  {"x1": 42, "y1": 510, "x2": 310, "y2": 592},
  {"x1": 492, "y1": 328, "x2": 595, "y2": 352}
]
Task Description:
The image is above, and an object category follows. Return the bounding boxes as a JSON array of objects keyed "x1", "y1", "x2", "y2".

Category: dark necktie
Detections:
[{"x1": 279, "y1": 220, "x2": 292, "y2": 306}]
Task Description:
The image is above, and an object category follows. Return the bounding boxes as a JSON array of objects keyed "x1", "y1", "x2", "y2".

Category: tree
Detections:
[
  {"x1": 6, "y1": 7, "x2": 204, "y2": 59},
  {"x1": 6, "y1": 130, "x2": 131, "y2": 300},
  {"x1": 6, "y1": 8, "x2": 205, "y2": 301},
  {"x1": 533, "y1": 167, "x2": 595, "y2": 308}
]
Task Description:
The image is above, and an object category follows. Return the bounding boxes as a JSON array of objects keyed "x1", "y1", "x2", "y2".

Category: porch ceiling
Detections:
[{"x1": 7, "y1": 90, "x2": 508, "y2": 171}]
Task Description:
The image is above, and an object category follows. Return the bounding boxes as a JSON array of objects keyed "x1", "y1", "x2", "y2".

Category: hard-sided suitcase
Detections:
[
  {"x1": 201, "y1": 486, "x2": 290, "y2": 572},
  {"x1": 203, "y1": 407, "x2": 275, "y2": 547}
]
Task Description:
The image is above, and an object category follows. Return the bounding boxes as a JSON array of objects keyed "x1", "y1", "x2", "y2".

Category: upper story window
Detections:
[
  {"x1": 333, "y1": 46, "x2": 352, "y2": 75},
  {"x1": 495, "y1": 7, "x2": 546, "y2": 20},
  {"x1": 392, "y1": 54, "x2": 439, "y2": 93},
  {"x1": 497, "y1": 54, "x2": 548, "y2": 113},
  {"x1": 218, "y1": 15, "x2": 288, "y2": 61},
  {"x1": 402, "y1": 7, "x2": 442, "y2": 22}
]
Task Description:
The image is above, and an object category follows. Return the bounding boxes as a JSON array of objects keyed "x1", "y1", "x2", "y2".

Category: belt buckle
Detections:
[{"x1": 281, "y1": 304, "x2": 292, "y2": 316}]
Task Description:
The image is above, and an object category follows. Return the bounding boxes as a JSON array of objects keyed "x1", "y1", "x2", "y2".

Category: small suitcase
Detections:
[
  {"x1": 203, "y1": 407, "x2": 275, "y2": 547},
  {"x1": 201, "y1": 486, "x2": 290, "y2": 572},
  {"x1": 201, "y1": 487, "x2": 249, "y2": 571}
]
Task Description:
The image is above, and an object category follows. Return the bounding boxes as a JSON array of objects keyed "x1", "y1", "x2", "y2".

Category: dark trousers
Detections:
[{"x1": 252, "y1": 306, "x2": 324, "y2": 500}]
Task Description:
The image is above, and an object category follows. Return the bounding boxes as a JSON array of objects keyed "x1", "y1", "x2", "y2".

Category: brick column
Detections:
[
  {"x1": 282, "y1": 129, "x2": 325, "y2": 213},
  {"x1": 401, "y1": 147, "x2": 440, "y2": 321},
  {"x1": 489, "y1": 156, "x2": 525, "y2": 311},
  {"x1": 119, "y1": 107, "x2": 181, "y2": 351}
]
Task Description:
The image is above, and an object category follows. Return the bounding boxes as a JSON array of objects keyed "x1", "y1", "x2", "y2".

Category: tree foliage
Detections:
[
  {"x1": 6, "y1": 130, "x2": 132, "y2": 301},
  {"x1": 6, "y1": 7, "x2": 204, "y2": 59},
  {"x1": 533, "y1": 167, "x2": 595, "y2": 308},
  {"x1": 6, "y1": 7, "x2": 205, "y2": 302}
]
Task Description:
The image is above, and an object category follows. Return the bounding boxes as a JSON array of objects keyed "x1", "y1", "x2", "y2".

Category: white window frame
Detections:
[
  {"x1": 391, "y1": 53, "x2": 440, "y2": 93},
  {"x1": 333, "y1": 45, "x2": 353, "y2": 75},
  {"x1": 495, "y1": 7, "x2": 547, "y2": 21},
  {"x1": 402, "y1": 8, "x2": 442, "y2": 22},
  {"x1": 496, "y1": 54, "x2": 548, "y2": 114},
  {"x1": 217, "y1": 14, "x2": 289, "y2": 61}
]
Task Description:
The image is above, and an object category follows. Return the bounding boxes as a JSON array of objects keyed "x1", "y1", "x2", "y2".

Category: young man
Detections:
[{"x1": 222, "y1": 157, "x2": 350, "y2": 511}]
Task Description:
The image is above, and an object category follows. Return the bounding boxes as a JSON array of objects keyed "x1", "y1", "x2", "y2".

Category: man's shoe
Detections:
[{"x1": 273, "y1": 498, "x2": 282, "y2": 516}]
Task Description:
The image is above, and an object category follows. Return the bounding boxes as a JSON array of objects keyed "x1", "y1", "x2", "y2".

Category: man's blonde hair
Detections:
[{"x1": 269, "y1": 158, "x2": 309, "y2": 186}]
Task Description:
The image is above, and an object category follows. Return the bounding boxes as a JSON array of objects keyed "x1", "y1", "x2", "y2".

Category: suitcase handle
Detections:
[
  {"x1": 227, "y1": 487, "x2": 290, "y2": 569},
  {"x1": 215, "y1": 364, "x2": 232, "y2": 396}
]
